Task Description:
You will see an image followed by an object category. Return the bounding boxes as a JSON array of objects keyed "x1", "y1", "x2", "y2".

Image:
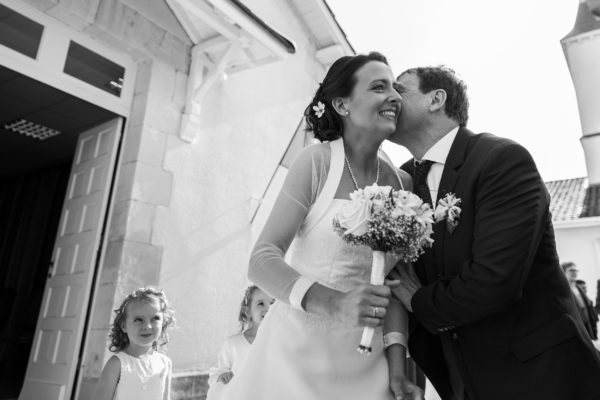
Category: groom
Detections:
[{"x1": 389, "y1": 66, "x2": 600, "y2": 400}]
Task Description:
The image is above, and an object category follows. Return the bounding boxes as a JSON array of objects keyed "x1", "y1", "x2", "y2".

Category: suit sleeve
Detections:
[{"x1": 411, "y1": 141, "x2": 550, "y2": 333}]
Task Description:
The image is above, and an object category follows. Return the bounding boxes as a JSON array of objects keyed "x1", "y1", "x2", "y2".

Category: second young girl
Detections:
[
  {"x1": 206, "y1": 285, "x2": 272, "y2": 400},
  {"x1": 95, "y1": 287, "x2": 175, "y2": 400}
]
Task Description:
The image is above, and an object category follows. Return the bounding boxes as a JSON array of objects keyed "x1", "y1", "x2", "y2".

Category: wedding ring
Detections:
[{"x1": 373, "y1": 306, "x2": 383, "y2": 317}]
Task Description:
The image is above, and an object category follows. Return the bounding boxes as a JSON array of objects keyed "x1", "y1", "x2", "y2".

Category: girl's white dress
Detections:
[
  {"x1": 113, "y1": 351, "x2": 171, "y2": 400},
  {"x1": 222, "y1": 139, "x2": 404, "y2": 400},
  {"x1": 206, "y1": 332, "x2": 251, "y2": 400}
]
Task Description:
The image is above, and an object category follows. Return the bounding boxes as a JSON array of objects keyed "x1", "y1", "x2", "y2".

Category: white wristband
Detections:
[
  {"x1": 289, "y1": 276, "x2": 315, "y2": 311},
  {"x1": 383, "y1": 332, "x2": 407, "y2": 349}
]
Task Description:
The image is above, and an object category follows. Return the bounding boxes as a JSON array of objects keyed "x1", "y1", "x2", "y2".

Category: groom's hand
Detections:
[{"x1": 388, "y1": 263, "x2": 422, "y2": 312}]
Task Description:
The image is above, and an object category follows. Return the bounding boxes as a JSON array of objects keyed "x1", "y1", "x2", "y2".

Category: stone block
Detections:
[
  {"x1": 109, "y1": 191, "x2": 161, "y2": 244},
  {"x1": 118, "y1": 241, "x2": 163, "y2": 286},
  {"x1": 125, "y1": 11, "x2": 164, "y2": 52},
  {"x1": 121, "y1": 123, "x2": 167, "y2": 167},
  {"x1": 81, "y1": 328, "x2": 110, "y2": 377},
  {"x1": 120, "y1": 123, "x2": 143, "y2": 165},
  {"x1": 82, "y1": 24, "x2": 146, "y2": 61},
  {"x1": 148, "y1": 59, "x2": 177, "y2": 100},
  {"x1": 107, "y1": 199, "x2": 131, "y2": 243},
  {"x1": 94, "y1": 0, "x2": 187, "y2": 71},
  {"x1": 129, "y1": 91, "x2": 182, "y2": 137},
  {"x1": 140, "y1": 24, "x2": 169, "y2": 65},
  {"x1": 99, "y1": 241, "x2": 123, "y2": 282},
  {"x1": 22, "y1": 0, "x2": 59, "y2": 12},
  {"x1": 132, "y1": 162, "x2": 173, "y2": 206},
  {"x1": 88, "y1": 282, "x2": 117, "y2": 330},
  {"x1": 171, "y1": 373, "x2": 208, "y2": 400},
  {"x1": 179, "y1": 112, "x2": 200, "y2": 142},
  {"x1": 78, "y1": 376, "x2": 99, "y2": 400},
  {"x1": 157, "y1": 32, "x2": 190, "y2": 73},
  {"x1": 126, "y1": 200, "x2": 156, "y2": 243},
  {"x1": 113, "y1": 161, "x2": 136, "y2": 203},
  {"x1": 59, "y1": 0, "x2": 101, "y2": 25},
  {"x1": 134, "y1": 58, "x2": 153, "y2": 95},
  {"x1": 173, "y1": 70, "x2": 188, "y2": 109},
  {"x1": 144, "y1": 93, "x2": 183, "y2": 137},
  {"x1": 128, "y1": 90, "x2": 150, "y2": 127},
  {"x1": 95, "y1": 0, "x2": 132, "y2": 39}
]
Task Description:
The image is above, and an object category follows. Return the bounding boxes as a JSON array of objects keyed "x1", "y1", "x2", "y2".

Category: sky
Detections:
[{"x1": 326, "y1": 0, "x2": 587, "y2": 182}]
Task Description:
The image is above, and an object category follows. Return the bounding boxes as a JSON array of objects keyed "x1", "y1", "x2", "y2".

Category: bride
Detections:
[{"x1": 222, "y1": 52, "x2": 423, "y2": 400}]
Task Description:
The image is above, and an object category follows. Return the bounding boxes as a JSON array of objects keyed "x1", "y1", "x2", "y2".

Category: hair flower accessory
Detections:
[
  {"x1": 313, "y1": 101, "x2": 325, "y2": 118},
  {"x1": 434, "y1": 193, "x2": 462, "y2": 233}
]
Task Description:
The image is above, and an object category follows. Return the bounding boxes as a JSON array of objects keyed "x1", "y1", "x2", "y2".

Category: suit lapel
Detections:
[{"x1": 432, "y1": 127, "x2": 474, "y2": 274}]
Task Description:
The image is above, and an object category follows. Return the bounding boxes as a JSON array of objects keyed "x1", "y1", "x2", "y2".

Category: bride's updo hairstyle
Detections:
[{"x1": 304, "y1": 52, "x2": 389, "y2": 142}]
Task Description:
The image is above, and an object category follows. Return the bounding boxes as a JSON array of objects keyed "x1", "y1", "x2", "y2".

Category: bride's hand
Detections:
[
  {"x1": 303, "y1": 282, "x2": 391, "y2": 326},
  {"x1": 389, "y1": 375, "x2": 424, "y2": 400},
  {"x1": 331, "y1": 283, "x2": 392, "y2": 327}
]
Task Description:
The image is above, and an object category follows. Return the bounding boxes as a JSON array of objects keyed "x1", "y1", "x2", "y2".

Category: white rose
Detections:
[
  {"x1": 337, "y1": 199, "x2": 371, "y2": 236},
  {"x1": 372, "y1": 198, "x2": 386, "y2": 210},
  {"x1": 392, "y1": 204, "x2": 415, "y2": 218}
]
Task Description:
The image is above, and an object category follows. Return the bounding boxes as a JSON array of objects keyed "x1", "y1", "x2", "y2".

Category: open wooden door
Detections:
[{"x1": 19, "y1": 118, "x2": 122, "y2": 400}]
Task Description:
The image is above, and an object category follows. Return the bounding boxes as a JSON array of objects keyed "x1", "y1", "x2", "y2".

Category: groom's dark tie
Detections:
[
  {"x1": 413, "y1": 160, "x2": 434, "y2": 207},
  {"x1": 414, "y1": 159, "x2": 465, "y2": 400}
]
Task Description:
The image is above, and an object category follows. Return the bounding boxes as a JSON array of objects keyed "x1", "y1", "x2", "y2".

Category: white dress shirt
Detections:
[
  {"x1": 416, "y1": 126, "x2": 459, "y2": 205},
  {"x1": 416, "y1": 126, "x2": 463, "y2": 399}
]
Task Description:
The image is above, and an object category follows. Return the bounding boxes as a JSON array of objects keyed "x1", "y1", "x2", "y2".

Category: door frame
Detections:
[
  {"x1": 0, "y1": 1, "x2": 136, "y2": 398},
  {"x1": 71, "y1": 118, "x2": 126, "y2": 400}
]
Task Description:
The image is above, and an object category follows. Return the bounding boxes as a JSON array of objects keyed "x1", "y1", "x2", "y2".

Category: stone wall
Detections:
[
  {"x1": 155, "y1": 0, "x2": 324, "y2": 387},
  {"x1": 19, "y1": 0, "x2": 191, "y2": 398},
  {"x1": 172, "y1": 373, "x2": 209, "y2": 400},
  {"x1": 18, "y1": 0, "x2": 327, "y2": 399}
]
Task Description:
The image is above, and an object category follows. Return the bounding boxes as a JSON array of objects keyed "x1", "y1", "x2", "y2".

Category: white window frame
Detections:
[{"x1": 0, "y1": 0, "x2": 136, "y2": 117}]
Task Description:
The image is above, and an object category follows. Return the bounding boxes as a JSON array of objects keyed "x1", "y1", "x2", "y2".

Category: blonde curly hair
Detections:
[{"x1": 109, "y1": 287, "x2": 175, "y2": 352}]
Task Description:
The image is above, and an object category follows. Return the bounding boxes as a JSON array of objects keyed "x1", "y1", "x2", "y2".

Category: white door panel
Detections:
[{"x1": 19, "y1": 118, "x2": 122, "y2": 400}]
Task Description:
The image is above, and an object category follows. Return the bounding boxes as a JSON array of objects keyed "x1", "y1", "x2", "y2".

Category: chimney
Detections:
[{"x1": 561, "y1": 0, "x2": 600, "y2": 184}]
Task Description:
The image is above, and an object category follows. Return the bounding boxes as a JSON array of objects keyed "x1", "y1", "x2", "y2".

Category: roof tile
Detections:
[
  {"x1": 544, "y1": 177, "x2": 587, "y2": 221},
  {"x1": 581, "y1": 184, "x2": 600, "y2": 217}
]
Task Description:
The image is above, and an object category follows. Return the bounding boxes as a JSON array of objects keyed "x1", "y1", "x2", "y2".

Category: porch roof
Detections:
[
  {"x1": 544, "y1": 177, "x2": 600, "y2": 221},
  {"x1": 229, "y1": 0, "x2": 296, "y2": 54}
]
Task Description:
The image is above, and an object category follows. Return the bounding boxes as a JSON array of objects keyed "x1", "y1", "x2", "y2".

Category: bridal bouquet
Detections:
[{"x1": 333, "y1": 184, "x2": 434, "y2": 354}]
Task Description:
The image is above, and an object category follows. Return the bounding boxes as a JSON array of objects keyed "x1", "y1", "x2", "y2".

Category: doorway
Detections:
[{"x1": 0, "y1": 64, "x2": 118, "y2": 399}]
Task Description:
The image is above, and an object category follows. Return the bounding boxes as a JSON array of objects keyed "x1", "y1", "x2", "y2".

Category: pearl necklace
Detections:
[{"x1": 345, "y1": 155, "x2": 380, "y2": 190}]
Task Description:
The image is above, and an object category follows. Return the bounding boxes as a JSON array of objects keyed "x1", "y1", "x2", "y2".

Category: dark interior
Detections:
[{"x1": 0, "y1": 64, "x2": 117, "y2": 398}]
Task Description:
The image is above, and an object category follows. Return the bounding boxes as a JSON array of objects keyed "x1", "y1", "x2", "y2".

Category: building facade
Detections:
[
  {"x1": 0, "y1": 0, "x2": 352, "y2": 398},
  {"x1": 551, "y1": 0, "x2": 600, "y2": 303}
]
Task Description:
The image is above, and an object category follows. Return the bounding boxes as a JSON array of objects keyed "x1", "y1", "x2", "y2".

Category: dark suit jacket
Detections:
[{"x1": 401, "y1": 127, "x2": 600, "y2": 400}]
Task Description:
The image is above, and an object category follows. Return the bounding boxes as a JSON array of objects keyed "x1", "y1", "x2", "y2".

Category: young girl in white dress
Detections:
[
  {"x1": 222, "y1": 52, "x2": 424, "y2": 400},
  {"x1": 94, "y1": 287, "x2": 175, "y2": 400},
  {"x1": 206, "y1": 285, "x2": 272, "y2": 400}
]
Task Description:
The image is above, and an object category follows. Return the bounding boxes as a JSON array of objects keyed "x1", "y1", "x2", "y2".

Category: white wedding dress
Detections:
[{"x1": 222, "y1": 139, "x2": 405, "y2": 400}]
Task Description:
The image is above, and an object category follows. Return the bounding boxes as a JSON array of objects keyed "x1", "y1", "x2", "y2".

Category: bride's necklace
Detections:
[{"x1": 345, "y1": 155, "x2": 380, "y2": 190}]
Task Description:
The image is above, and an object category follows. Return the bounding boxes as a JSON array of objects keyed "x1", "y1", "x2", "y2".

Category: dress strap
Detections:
[
  {"x1": 299, "y1": 138, "x2": 344, "y2": 236},
  {"x1": 379, "y1": 148, "x2": 404, "y2": 190}
]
